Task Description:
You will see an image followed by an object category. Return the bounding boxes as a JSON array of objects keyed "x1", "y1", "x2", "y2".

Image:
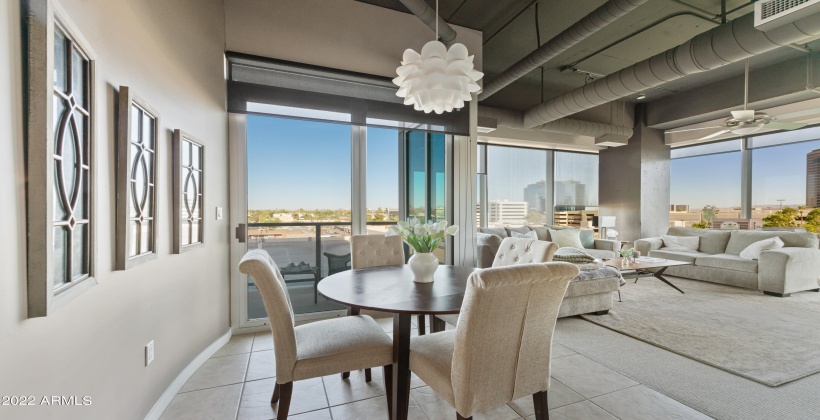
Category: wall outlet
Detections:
[
  {"x1": 145, "y1": 341, "x2": 155, "y2": 366},
  {"x1": 216, "y1": 207, "x2": 223, "y2": 220}
]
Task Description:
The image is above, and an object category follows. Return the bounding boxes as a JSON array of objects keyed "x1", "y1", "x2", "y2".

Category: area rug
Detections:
[{"x1": 580, "y1": 276, "x2": 820, "y2": 386}]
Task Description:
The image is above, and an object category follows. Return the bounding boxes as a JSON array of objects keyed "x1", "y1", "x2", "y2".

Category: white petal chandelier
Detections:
[
  {"x1": 392, "y1": 0, "x2": 482, "y2": 114},
  {"x1": 393, "y1": 42, "x2": 483, "y2": 114}
]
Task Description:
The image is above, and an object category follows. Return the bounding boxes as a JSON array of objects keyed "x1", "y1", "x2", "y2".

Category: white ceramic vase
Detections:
[{"x1": 409, "y1": 252, "x2": 439, "y2": 283}]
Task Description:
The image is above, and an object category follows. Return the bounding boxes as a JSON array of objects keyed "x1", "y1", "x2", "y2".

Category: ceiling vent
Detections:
[{"x1": 755, "y1": 0, "x2": 820, "y2": 31}]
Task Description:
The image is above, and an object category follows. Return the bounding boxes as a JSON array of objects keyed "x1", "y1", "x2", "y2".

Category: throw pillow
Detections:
[
  {"x1": 549, "y1": 229, "x2": 585, "y2": 249},
  {"x1": 506, "y1": 226, "x2": 531, "y2": 236},
  {"x1": 530, "y1": 226, "x2": 550, "y2": 241},
  {"x1": 662, "y1": 235, "x2": 699, "y2": 252},
  {"x1": 553, "y1": 247, "x2": 596, "y2": 263},
  {"x1": 511, "y1": 230, "x2": 538, "y2": 240},
  {"x1": 579, "y1": 229, "x2": 594, "y2": 249},
  {"x1": 739, "y1": 237, "x2": 784, "y2": 260},
  {"x1": 479, "y1": 227, "x2": 508, "y2": 237}
]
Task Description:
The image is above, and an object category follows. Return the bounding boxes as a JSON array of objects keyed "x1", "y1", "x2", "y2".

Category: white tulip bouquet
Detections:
[{"x1": 387, "y1": 218, "x2": 459, "y2": 253}]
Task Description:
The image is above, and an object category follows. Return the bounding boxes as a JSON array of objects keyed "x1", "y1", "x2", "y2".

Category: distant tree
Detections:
[
  {"x1": 373, "y1": 213, "x2": 386, "y2": 221},
  {"x1": 692, "y1": 220, "x2": 708, "y2": 229},
  {"x1": 763, "y1": 207, "x2": 799, "y2": 228},
  {"x1": 804, "y1": 208, "x2": 820, "y2": 233},
  {"x1": 272, "y1": 217, "x2": 282, "y2": 224},
  {"x1": 701, "y1": 205, "x2": 719, "y2": 228}
]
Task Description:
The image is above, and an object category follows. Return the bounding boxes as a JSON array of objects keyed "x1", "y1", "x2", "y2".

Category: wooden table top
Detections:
[
  {"x1": 317, "y1": 265, "x2": 479, "y2": 315},
  {"x1": 603, "y1": 257, "x2": 692, "y2": 271}
]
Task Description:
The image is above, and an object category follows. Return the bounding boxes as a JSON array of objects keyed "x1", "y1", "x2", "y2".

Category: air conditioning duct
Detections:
[
  {"x1": 478, "y1": 106, "x2": 633, "y2": 143},
  {"x1": 755, "y1": 0, "x2": 820, "y2": 31}
]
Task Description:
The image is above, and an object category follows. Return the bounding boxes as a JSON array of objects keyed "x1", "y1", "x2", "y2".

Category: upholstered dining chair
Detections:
[
  {"x1": 409, "y1": 262, "x2": 580, "y2": 420},
  {"x1": 435, "y1": 237, "x2": 558, "y2": 331},
  {"x1": 238, "y1": 249, "x2": 393, "y2": 420}
]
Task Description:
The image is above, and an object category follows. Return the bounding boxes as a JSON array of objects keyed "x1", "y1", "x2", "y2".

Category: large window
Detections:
[
  {"x1": 554, "y1": 151, "x2": 598, "y2": 227},
  {"x1": 486, "y1": 145, "x2": 549, "y2": 227},
  {"x1": 670, "y1": 140, "x2": 743, "y2": 227},
  {"x1": 366, "y1": 127, "x2": 400, "y2": 235},
  {"x1": 750, "y1": 127, "x2": 820, "y2": 213}
]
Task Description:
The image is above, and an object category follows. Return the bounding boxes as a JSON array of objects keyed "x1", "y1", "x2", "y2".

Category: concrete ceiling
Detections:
[{"x1": 357, "y1": 1, "x2": 816, "y2": 120}]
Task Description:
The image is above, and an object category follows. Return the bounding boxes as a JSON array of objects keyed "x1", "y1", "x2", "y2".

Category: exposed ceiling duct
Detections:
[
  {"x1": 398, "y1": 0, "x2": 458, "y2": 45},
  {"x1": 479, "y1": 0, "x2": 649, "y2": 101},
  {"x1": 522, "y1": 11, "x2": 820, "y2": 129},
  {"x1": 479, "y1": 106, "x2": 633, "y2": 140}
]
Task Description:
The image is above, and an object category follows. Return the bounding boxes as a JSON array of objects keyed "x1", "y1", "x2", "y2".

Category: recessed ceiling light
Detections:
[{"x1": 636, "y1": 93, "x2": 647, "y2": 100}]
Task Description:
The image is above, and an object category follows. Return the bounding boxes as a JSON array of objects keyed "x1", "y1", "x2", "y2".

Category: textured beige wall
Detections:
[
  {"x1": 0, "y1": 0, "x2": 229, "y2": 419},
  {"x1": 224, "y1": 0, "x2": 483, "y2": 77}
]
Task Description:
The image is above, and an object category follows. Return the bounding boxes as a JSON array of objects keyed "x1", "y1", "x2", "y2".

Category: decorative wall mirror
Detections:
[
  {"x1": 173, "y1": 130, "x2": 204, "y2": 253},
  {"x1": 116, "y1": 86, "x2": 159, "y2": 269}
]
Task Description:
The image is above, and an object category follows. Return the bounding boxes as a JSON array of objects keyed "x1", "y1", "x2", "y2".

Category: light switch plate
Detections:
[
  {"x1": 145, "y1": 341, "x2": 155, "y2": 366},
  {"x1": 216, "y1": 207, "x2": 223, "y2": 220}
]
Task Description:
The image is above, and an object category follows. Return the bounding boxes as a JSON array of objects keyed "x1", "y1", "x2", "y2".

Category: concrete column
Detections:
[{"x1": 599, "y1": 104, "x2": 670, "y2": 242}]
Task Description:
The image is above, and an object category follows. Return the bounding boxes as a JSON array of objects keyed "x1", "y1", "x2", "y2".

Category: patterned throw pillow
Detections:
[
  {"x1": 553, "y1": 247, "x2": 596, "y2": 263},
  {"x1": 511, "y1": 230, "x2": 538, "y2": 240}
]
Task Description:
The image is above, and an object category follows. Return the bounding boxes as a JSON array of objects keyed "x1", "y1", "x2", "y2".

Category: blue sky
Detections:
[{"x1": 247, "y1": 115, "x2": 399, "y2": 210}]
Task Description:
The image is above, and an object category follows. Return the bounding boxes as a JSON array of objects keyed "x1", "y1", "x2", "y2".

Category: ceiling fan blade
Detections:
[
  {"x1": 695, "y1": 130, "x2": 732, "y2": 141},
  {"x1": 731, "y1": 110, "x2": 755, "y2": 121},
  {"x1": 773, "y1": 108, "x2": 820, "y2": 120},
  {"x1": 765, "y1": 122, "x2": 808, "y2": 130},
  {"x1": 665, "y1": 125, "x2": 725, "y2": 134}
]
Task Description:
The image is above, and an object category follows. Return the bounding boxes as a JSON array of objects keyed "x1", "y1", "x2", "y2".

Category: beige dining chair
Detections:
[
  {"x1": 409, "y1": 262, "x2": 579, "y2": 420},
  {"x1": 239, "y1": 249, "x2": 394, "y2": 420},
  {"x1": 435, "y1": 237, "x2": 558, "y2": 330}
]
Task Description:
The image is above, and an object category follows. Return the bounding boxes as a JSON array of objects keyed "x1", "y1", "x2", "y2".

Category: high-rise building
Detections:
[
  {"x1": 808, "y1": 149, "x2": 820, "y2": 207},
  {"x1": 555, "y1": 180, "x2": 586, "y2": 207},
  {"x1": 487, "y1": 200, "x2": 528, "y2": 225},
  {"x1": 523, "y1": 180, "x2": 547, "y2": 213}
]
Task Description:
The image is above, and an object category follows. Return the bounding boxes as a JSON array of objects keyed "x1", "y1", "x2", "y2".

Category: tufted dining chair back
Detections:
[
  {"x1": 238, "y1": 249, "x2": 298, "y2": 382},
  {"x1": 351, "y1": 234, "x2": 405, "y2": 269},
  {"x1": 491, "y1": 237, "x2": 559, "y2": 268},
  {"x1": 451, "y1": 262, "x2": 579, "y2": 416}
]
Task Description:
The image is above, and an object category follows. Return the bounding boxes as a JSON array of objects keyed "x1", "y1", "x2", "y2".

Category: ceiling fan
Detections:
[{"x1": 666, "y1": 60, "x2": 809, "y2": 141}]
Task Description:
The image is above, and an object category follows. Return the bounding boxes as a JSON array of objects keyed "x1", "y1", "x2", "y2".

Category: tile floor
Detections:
[{"x1": 159, "y1": 317, "x2": 712, "y2": 420}]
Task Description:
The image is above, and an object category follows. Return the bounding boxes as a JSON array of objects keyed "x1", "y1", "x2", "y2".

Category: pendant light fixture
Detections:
[{"x1": 393, "y1": 0, "x2": 483, "y2": 114}]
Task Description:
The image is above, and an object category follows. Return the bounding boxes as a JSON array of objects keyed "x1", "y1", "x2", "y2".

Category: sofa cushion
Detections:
[
  {"x1": 478, "y1": 227, "x2": 508, "y2": 237},
  {"x1": 584, "y1": 249, "x2": 617, "y2": 260},
  {"x1": 505, "y1": 226, "x2": 531, "y2": 236},
  {"x1": 739, "y1": 237, "x2": 784, "y2": 260},
  {"x1": 695, "y1": 253, "x2": 759, "y2": 273},
  {"x1": 662, "y1": 235, "x2": 699, "y2": 251},
  {"x1": 530, "y1": 226, "x2": 549, "y2": 241},
  {"x1": 666, "y1": 227, "x2": 731, "y2": 254},
  {"x1": 647, "y1": 249, "x2": 707, "y2": 263},
  {"x1": 725, "y1": 230, "x2": 819, "y2": 255}
]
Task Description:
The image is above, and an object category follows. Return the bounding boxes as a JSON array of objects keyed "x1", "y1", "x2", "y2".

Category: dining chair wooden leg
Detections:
[
  {"x1": 341, "y1": 306, "x2": 363, "y2": 379},
  {"x1": 365, "y1": 368, "x2": 372, "y2": 382},
  {"x1": 276, "y1": 382, "x2": 293, "y2": 420},
  {"x1": 431, "y1": 316, "x2": 446, "y2": 333},
  {"x1": 417, "y1": 314, "x2": 426, "y2": 335},
  {"x1": 271, "y1": 383, "x2": 280, "y2": 404},
  {"x1": 533, "y1": 390, "x2": 549, "y2": 420},
  {"x1": 384, "y1": 364, "x2": 393, "y2": 420}
]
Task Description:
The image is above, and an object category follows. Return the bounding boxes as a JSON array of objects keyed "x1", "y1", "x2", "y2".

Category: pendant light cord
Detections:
[{"x1": 436, "y1": 0, "x2": 439, "y2": 40}]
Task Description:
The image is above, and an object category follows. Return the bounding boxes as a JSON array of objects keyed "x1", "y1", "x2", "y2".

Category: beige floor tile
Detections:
[
  {"x1": 551, "y1": 343, "x2": 576, "y2": 359},
  {"x1": 330, "y1": 394, "x2": 427, "y2": 420},
  {"x1": 212, "y1": 334, "x2": 254, "y2": 358},
  {"x1": 507, "y1": 379, "x2": 585, "y2": 416},
  {"x1": 550, "y1": 354, "x2": 638, "y2": 399},
  {"x1": 526, "y1": 400, "x2": 618, "y2": 420},
  {"x1": 411, "y1": 386, "x2": 521, "y2": 420},
  {"x1": 246, "y1": 349, "x2": 276, "y2": 382},
  {"x1": 590, "y1": 385, "x2": 713, "y2": 420},
  {"x1": 159, "y1": 383, "x2": 242, "y2": 420},
  {"x1": 288, "y1": 408, "x2": 332, "y2": 420},
  {"x1": 322, "y1": 367, "x2": 388, "y2": 406},
  {"x1": 180, "y1": 353, "x2": 250, "y2": 393},
  {"x1": 237, "y1": 377, "x2": 328, "y2": 420},
  {"x1": 252, "y1": 331, "x2": 274, "y2": 352}
]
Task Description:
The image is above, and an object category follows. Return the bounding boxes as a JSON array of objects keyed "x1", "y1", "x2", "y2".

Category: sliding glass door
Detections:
[{"x1": 406, "y1": 131, "x2": 450, "y2": 262}]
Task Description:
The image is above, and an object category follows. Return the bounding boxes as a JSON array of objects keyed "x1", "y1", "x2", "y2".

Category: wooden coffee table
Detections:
[{"x1": 604, "y1": 257, "x2": 691, "y2": 294}]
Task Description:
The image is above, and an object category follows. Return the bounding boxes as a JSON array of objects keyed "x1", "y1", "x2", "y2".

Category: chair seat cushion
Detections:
[
  {"x1": 648, "y1": 249, "x2": 708, "y2": 263},
  {"x1": 695, "y1": 254, "x2": 759, "y2": 273},
  {"x1": 293, "y1": 315, "x2": 393, "y2": 380},
  {"x1": 410, "y1": 330, "x2": 457, "y2": 406}
]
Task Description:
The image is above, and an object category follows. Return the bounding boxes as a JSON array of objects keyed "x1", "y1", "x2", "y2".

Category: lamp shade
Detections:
[
  {"x1": 393, "y1": 41, "x2": 483, "y2": 114},
  {"x1": 599, "y1": 216, "x2": 616, "y2": 228}
]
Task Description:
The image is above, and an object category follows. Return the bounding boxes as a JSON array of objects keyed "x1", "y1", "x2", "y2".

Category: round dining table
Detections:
[{"x1": 318, "y1": 264, "x2": 479, "y2": 420}]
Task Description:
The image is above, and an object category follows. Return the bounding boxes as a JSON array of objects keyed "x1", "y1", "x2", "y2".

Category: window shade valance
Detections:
[{"x1": 226, "y1": 53, "x2": 470, "y2": 136}]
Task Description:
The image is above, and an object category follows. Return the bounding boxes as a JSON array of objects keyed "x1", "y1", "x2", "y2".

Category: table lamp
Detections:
[{"x1": 599, "y1": 216, "x2": 616, "y2": 239}]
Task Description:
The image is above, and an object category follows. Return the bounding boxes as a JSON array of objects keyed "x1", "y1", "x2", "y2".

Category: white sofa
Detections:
[
  {"x1": 635, "y1": 227, "x2": 820, "y2": 297},
  {"x1": 477, "y1": 225, "x2": 620, "y2": 266}
]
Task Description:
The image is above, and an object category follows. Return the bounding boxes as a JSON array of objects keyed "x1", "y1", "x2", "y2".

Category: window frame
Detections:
[
  {"x1": 116, "y1": 86, "x2": 160, "y2": 269},
  {"x1": 24, "y1": 0, "x2": 98, "y2": 317},
  {"x1": 173, "y1": 130, "x2": 206, "y2": 253}
]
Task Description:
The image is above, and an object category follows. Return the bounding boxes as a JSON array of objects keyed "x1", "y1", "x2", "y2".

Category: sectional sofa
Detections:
[
  {"x1": 477, "y1": 225, "x2": 621, "y2": 267},
  {"x1": 635, "y1": 227, "x2": 820, "y2": 297}
]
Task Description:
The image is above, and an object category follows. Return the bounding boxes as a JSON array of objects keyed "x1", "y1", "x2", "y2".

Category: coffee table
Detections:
[{"x1": 604, "y1": 257, "x2": 691, "y2": 294}]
